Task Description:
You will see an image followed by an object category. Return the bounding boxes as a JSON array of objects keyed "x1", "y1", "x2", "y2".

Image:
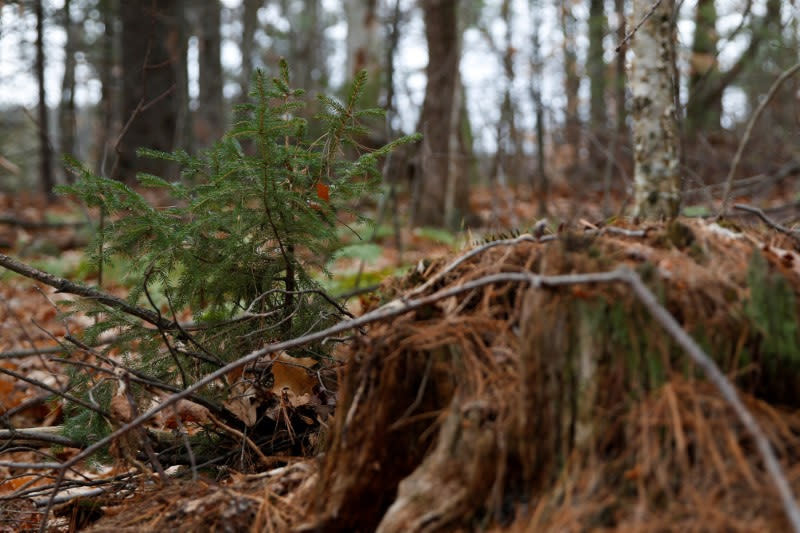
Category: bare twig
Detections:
[
  {"x1": 0, "y1": 252, "x2": 175, "y2": 331},
  {"x1": 719, "y1": 62, "x2": 800, "y2": 216},
  {"x1": 0, "y1": 365, "x2": 109, "y2": 418},
  {"x1": 0, "y1": 345, "x2": 70, "y2": 360},
  {"x1": 0, "y1": 427, "x2": 80, "y2": 448},
  {"x1": 734, "y1": 203, "x2": 800, "y2": 242},
  {"x1": 615, "y1": 0, "x2": 663, "y2": 52}
]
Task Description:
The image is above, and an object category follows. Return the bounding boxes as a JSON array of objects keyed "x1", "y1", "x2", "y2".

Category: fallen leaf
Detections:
[{"x1": 224, "y1": 379, "x2": 258, "y2": 426}]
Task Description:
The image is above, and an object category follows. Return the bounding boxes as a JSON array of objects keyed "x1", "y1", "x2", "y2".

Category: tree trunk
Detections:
[
  {"x1": 344, "y1": 0, "x2": 381, "y2": 139},
  {"x1": 500, "y1": 0, "x2": 522, "y2": 182},
  {"x1": 614, "y1": 0, "x2": 627, "y2": 138},
  {"x1": 630, "y1": 0, "x2": 680, "y2": 219},
  {"x1": 530, "y1": 0, "x2": 548, "y2": 216},
  {"x1": 344, "y1": 0, "x2": 380, "y2": 79},
  {"x1": 415, "y1": 0, "x2": 463, "y2": 228},
  {"x1": 560, "y1": 2, "x2": 581, "y2": 178},
  {"x1": 59, "y1": 0, "x2": 77, "y2": 183},
  {"x1": 119, "y1": 0, "x2": 180, "y2": 182},
  {"x1": 174, "y1": 0, "x2": 192, "y2": 155},
  {"x1": 239, "y1": 0, "x2": 261, "y2": 100},
  {"x1": 686, "y1": 0, "x2": 720, "y2": 135},
  {"x1": 197, "y1": 0, "x2": 224, "y2": 147},
  {"x1": 284, "y1": 0, "x2": 326, "y2": 94},
  {"x1": 95, "y1": 0, "x2": 117, "y2": 177},
  {"x1": 588, "y1": 0, "x2": 607, "y2": 164},
  {"x1": 35, "y1": 0, "x2": 54, "y2": 200}
]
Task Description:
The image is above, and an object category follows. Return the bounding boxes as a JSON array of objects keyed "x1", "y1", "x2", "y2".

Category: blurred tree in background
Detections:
[{"x1": 0, "y1": 0, "x2": 799, "y2": 226}]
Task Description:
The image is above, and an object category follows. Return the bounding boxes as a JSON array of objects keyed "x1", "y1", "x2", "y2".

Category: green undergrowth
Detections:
[
  {"x1": 55, "y1": 61, "x2": 419, "y2": 450},
  {"x1": 550, "y1": 250, "x2": 800, "y2": 408}
]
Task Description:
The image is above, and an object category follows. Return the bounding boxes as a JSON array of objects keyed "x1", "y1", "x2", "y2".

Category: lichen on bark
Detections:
[{"x1": 630, "y1": 0, "x2": 680, "y2": 219}]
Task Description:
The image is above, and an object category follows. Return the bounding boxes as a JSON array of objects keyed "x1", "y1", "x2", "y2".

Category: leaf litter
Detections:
[{"x1": 3, "y1": 207, "x2": 800, "y2": 531}]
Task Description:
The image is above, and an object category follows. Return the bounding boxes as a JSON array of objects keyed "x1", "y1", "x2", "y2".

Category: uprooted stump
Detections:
[
  {"x1": 305, "y1": 219, "x2": 800, "y2": 532},
  {"x1": 79, "y1": 218, "x2": 800, "y2": 532}
]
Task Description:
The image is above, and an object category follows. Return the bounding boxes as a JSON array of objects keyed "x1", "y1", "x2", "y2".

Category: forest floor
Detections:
[{"x1": 2, "y1": 184, "x2": 800, "y2": 532}]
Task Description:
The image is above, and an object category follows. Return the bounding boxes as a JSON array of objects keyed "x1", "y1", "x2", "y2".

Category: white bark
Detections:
[{"x1": 629, "y1": 0, "x2": 680, "y2": 218}]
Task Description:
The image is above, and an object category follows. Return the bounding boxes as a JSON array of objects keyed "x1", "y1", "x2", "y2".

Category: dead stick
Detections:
[
  {"x1": 734, "y1": 203, "x2": 800, "y2": 242},
  {"x1": 0, "y1": 252, "x2": 174, "y2": 331},
  {"x1": 0, "y1": 426, "x2": 80, "y2": 448}
]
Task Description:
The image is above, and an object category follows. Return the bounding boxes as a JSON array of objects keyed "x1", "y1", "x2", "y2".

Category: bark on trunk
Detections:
[
  {"x1": 119, "y1": 0, "x2": 180, "y2": 182},
  {"x1": 35, "y1": 0, "x2": 54, "y2": 200},
  {"x1": 415, "y1": 0, "x2": 462, "y2": 228},
  {"x1": 686, "y1": 0, "x2": 720, "y2": 134},
  {"x1": 95, "y1": 0, "x2": 117, "y2": 177},
  {"x1": 630, "y1": 0, "x2": 680, "y2": 219},
  {"x1": 59, "y1": 0, "x2": 77, "y2": 183},
  {"x1": 197, "y1": 0, "x2": 224, "y2": 147},
  {"x1": 561, "y1": 2, "x2": 581, "y2": 173},
  {"x1": 588, "y1": 0, "x2": 607, "y2": 129},
  {"x1": 239, "y1": 0, "x2": 261, "y2": 100}
]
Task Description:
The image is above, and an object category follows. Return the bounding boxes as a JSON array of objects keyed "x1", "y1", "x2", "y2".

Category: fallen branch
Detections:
[
  {"x1": 0, "y1": 365, "x2": 109, "y2": 419},
  {"x1": 734, "y1": 203, "x2": 800, "y2": 242},
  {"x1": 37, "y1": 265, "x2": 800, "y2": 533},
  {"x1": 0, "y1": 426, "x2": 80, "y2": 448},
  {"x1": 0, "y1": 345, "x2": 74, "y2": 360},
  {"x1": 0, "y1": 251, "x2": 174, "y2": 331},
  {"x1": 409, "y1": 225, "x2": 646, "y2": 298}
]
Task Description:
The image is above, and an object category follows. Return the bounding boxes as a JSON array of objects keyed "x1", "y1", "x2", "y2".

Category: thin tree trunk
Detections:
[
  {"x1": 530, "y1": 0, "x2": 548, "y2": 216},
  {"x1": 197, "y1": 0, "x2": 224, "y2": 147},
  {"x1": 630, "y1": 0, "x2": 680, "y2": 218},
  {"x1": 415, "y1": 0, "x2": 462, "y2": 228},
  {"x1": 35, "y1": 0, "x2": 54, "y2": 200},
  {"x1": 95, "y1": 0, "x2": 117, "y2": 177},
  {"x1": 239, "y1": 0, "x2": 261, "y2": 100},
  {"x1": 615, "y1": 0, "x2": 627, "y2": 137},
  {"x1": 59, "y1": 0, "x2": 77, "y2": 183},
  {"x1": 560, "y1": 2, "x2": 581, "y2": 179},
  {"x1": 686, "y1": 0, "x2": 720, "y2": 135},
  {"x1": 285, "y1": 0, "x2": 326, "y2": 94},
  {"x1": 119, "y1": 0, "x2": 180, "y2": 182},
  {"x1": 174, "y1": 0, "x2": 192, "y2": 155},
  {"x1": 588, "y1": 0, "x2": 607, "y2": 164}
]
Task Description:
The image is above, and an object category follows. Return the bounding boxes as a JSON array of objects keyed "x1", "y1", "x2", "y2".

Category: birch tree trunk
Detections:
[{"x1": 630, "y1": 0, "x2": 680, "y2": 219}]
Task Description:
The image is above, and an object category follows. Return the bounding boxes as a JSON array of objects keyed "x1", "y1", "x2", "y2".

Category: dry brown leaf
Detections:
[
  {"x1": 224, "y1": 379, "x2": 258, "y2": 426},
  {"x1": 158, "y1": 399, "x2": 211, "y2": 429},
  {"x1": 271, "y1": 352, "x2": 317, "y2": 399}
]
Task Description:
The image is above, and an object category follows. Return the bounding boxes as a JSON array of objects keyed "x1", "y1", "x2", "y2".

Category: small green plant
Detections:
[
  {"x1": 58, "y1": 61, "x2": 419, "y2": 445},
  {"x1": 745, "y1": 251, "x2": 800, "y2": 360}
]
